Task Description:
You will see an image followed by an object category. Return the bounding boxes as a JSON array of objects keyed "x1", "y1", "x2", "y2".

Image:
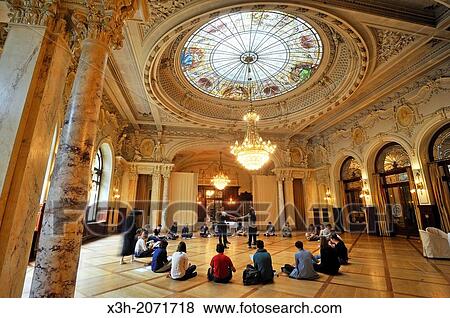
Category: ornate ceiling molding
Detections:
[
  {"x1": 143, "y1": 3, "x2": 369, "y2": 131},
  {"x1": 371, "y1": 27, "x2": 416, "y2": 65}
]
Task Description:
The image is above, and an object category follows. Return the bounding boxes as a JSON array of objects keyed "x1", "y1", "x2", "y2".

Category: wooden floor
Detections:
[{"x1": 22, "y1": 232, "x2": 450, "y2": 298}]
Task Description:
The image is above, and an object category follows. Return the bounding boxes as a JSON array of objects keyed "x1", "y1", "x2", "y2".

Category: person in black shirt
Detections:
[
  {"x1": 218, "y1": 212, "x2": 229, "y2": 248},
  {"x1": 313, "y1": 237, "x2": 340, "y2": 275},
  {"x1": 239, "y1": 207, "x2": 257, "y2": 248},
  {"x1": 330, "y1": 233, "x2": 348, "y2": 265}
]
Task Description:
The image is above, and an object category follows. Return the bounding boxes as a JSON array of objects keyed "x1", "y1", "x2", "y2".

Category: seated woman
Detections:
[
  {"x1": 199, "y1": 223, "x2": 211, "y2": 238},
  {"x1": 167, "y1": 222, "x2": 179, "y2": 240},
  {"x1": 151, "y1": 240, "x2": 172, "y2": 273},
  {"x1": 282, "y1": 241, "x2": 319, "y2": 280},
  {"x1": 320, "y1": 223, "x2": 333, "y2": 238},
  {"x1": 134, "y1": 230, "x2": 152, "y2": 258},
  {"x1": 236, "y1": 221, "x2": 247, "y2": 236},
  {"x1": 264, "y1": 222, "x2": 276, "y2": 237},
  {"x1": 208, "y1": 243, "x2": 236, "y2": 283},
  {"x1": 170, "y1": 241, "x2": 197, "y2": 280},
  {"x1": 181, "y1": 224, "x2": 193, "y2": 239},
  {"x1": 313, "y1": 237, "x2": 340, "y2": 275},
  {"x1": 329, "y1": 233, "x2": 348, "y2": 265},
  {"x1": 282, "y1": 222, "x2": 292, "y2": 237},
  {"x1": 305, "y1": 224, "x2": 320, "y2": 241}
]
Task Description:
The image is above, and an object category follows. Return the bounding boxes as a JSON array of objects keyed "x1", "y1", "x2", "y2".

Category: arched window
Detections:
[
  {"x1": 87, "y1": 143, "x2": 113, "y2": 222},
  {"x1": 340, "y1": 157, "x2": 365, "y2": 231},
  {"x1": 87, "y1": 149, "x2": 103, "y2": 222},
  {"x1": 375, "y1": 143, "x2": 417, "y2": 236},
  {"x1": 429, "y1": 124, "x2": 450, "y2": 162}
]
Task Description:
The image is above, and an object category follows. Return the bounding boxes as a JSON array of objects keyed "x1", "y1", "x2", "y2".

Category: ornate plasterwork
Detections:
[
  {"x1": 372, "y1": 28, "x2": 415, "y2": 64},
  {"x1": 144, "y1": 4, "x2": 369, "y2": 130},
  {"x1": 0, "y1": 22, "x2": 7, "y2": 57},
  {"x1": 6, "y1": 0, "x2": 58, "y2": 26},
  {"x1": 145, "y1": 0, "x2": 193, "y2": 31}
]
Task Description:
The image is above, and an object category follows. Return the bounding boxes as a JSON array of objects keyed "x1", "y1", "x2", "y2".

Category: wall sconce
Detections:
[
  {"x1": 113, "y1": 188, "x2": 120, "y2": 200},
  {"x1": 410, "y1": 171, "x2": 424, "y2": 194},
  {"x1": 359, "y1": 181, "x2": 370, "y2": 199},
  {"x1": 228, "y1": 197, "x2": 235, "y2": 204},
  {"x1": 324, "y1": 188, "x2": 332, "y2": 202}
]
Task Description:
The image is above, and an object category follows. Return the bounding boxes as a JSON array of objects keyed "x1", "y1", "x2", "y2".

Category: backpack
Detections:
[{"x1": 242, "y1": 267, "x2": 260, "y2": 285}]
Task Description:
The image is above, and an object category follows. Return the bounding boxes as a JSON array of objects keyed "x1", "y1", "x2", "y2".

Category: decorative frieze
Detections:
[
  {"x1": 6, "y1": 0, "x2": 57, "y2": 26},
  {"x1": 373, "y1": 28, "x2": 415, "y2": 64}
]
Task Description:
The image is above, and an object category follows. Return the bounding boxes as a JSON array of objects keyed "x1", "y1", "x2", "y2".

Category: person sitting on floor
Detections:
[
  {"x1": 134, "y1": 230, "x2": 152, "y2": 258},
  {"x1": 208, "y1": 243, "x2": 236, "y2": 283},
  {"x1": 170, "y1": 241, "x2": 197, "y2": 280},
  {"x1": 305, "y1": 224, "x2": 319, "y2": 241},
  {"x1": 247, "y1": 240, "x2": 274, "y2": 283},
  {"x1": 151, "y1": 240, "x2": 172, "y2": 273},
  {"x1": 329, "y1": 233, "x2": 348, "y2": 265},
  {"x1": 281, "y1": 241, "x2": 319, "y2": 280},
  {"x1": 199, "y1": 223, "x2": 211, "y2": 238},
  {"x1": 236, "y1": 221, "x2": 247, "y2": 236},
  {"x1": 282, "y1": 222, "x2": 292, "y2": 237},
  {"x1": 154, "y1": 224, "x2": 162, "y2": 236},
  {"x1": 320, "y1": 223, "x2": 332, "y2": 239},
  {"x1": 167, "y1": 222, "x2": 179, "y2": 240},
  {"x1": 148, "y1": 228, "x2": 162, "y2": 243},
  {"x1": 264, "y1": 221, "x2": 276, "y2": 237},
  {"x1": 181, "y1": 224, "x2": 193, "y2": 239},
  {"x1": 313, "y1": 237, "x2": 340, "y2": 275}
]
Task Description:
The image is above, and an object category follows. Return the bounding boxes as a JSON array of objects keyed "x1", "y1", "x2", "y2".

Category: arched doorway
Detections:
[
  {"x1": 340, "y1": 157, "x2": 366, "y2": 232},
  {"x1": 427, "y1": 123, "x2": 450, "y2": 232},
  {"x1": 374, "y1": 143, "x2": 419, "y2": 237}
]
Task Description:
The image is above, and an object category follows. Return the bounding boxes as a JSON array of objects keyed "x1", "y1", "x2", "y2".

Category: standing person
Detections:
[
  {"x1": 239, "y1": 207, "x2": 257, "y2": 248},
  {"x1": 330, "y1": 233, "x2": 348, "y2": 265},
  {"x1": 170, "y1": 241, "x2": 197, "y2": 280},
  {"x1": 151, "y1": 240, "x2": 171, "y2": 273},
  {"x1": 249, "y1": 240, "x2": 274, "y2": 283},
  {"x1": 218, "y1": 211, "x2": 229, "y2": 248},
  {"x1": 208, "y1": 243, "x2": 236, "y2": 283},
  {"x1": 313, "y1": 237, "x2": 340, "y2": 275},
  {"x1": 120, "y1": 211, "x2": 139, "y2": 264},
  {"x1": 281, "y1": 241, "x2": 319, "y2": 280}
]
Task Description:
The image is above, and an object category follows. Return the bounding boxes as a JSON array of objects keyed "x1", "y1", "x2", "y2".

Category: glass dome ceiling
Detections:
[{"x1": 180, "y1": 10, "x2": 323, "y2": 101}]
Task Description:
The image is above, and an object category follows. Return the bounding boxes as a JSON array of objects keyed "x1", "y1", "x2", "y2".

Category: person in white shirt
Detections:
[
  {"x1": 170, "y1": 241, "x2": 197, "y2": 280},
  {"x1": 134, "y1": 230, "x2": 152, "y2": 258},
  {"x1": 320, "y1": 224, "x2": 332, "y2": 239}
]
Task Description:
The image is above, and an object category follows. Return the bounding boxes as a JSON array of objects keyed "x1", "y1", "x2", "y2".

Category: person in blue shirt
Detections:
[
  {"x1": 151, "y1": 240, "x2": 171, "y2": 273},
  {"x1": 248, "y1": 240, "x2": 274, "y2": 283},
  {"x1": 282, "y1": 241, "x2": 319, "y2": 280}
]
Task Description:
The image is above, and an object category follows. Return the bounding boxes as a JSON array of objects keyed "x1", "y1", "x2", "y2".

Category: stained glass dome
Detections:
[{"x1": 180, "y1": 10, "x2": 323, "y2": 101}]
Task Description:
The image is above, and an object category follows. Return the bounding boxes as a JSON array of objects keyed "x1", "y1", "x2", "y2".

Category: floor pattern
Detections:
[{"x1": 22, "y1": 233, "x2": 450, "y2": 298}]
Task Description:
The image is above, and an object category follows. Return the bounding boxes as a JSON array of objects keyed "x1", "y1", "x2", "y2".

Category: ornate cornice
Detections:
[
  {"x1": 6, "y1": 0, "x2": 58, "y2": 26},
  {"x1": 372, "y1": 28, "x2": 415, "y2": 65}
]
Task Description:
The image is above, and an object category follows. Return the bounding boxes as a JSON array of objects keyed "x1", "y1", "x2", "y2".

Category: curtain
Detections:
[
  {"x1": 428, "y1": 163, "x2": 450, "y2": 232},
  {"x1": 372, "y1": 173, "x2": 389, "y2": 236},
  {"x1": 135, "y1": 174, "x2": 150, "y2": 225},
  {"x1": 252, "y1": 175, "x2": 278, "y2": 230},
  {"x1": 168, "y1": 172, "x2": 198, "y2": 229}
]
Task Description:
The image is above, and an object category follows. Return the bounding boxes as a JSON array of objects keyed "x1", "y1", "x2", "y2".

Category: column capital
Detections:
[
  {"x1": 161, "y1": 164, "x2": 173, "y2": 179},
  {"x1": 67, "y1": 0, "x2": 137, "y2": 50}
]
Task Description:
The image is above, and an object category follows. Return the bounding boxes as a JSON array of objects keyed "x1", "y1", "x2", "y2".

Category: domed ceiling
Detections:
[
  {"x1": 181, "y1": 10, "x2": 323, "y2": 101},
  {"x1": 145, "y1": 4, "x2": 369, "y2": 131}
]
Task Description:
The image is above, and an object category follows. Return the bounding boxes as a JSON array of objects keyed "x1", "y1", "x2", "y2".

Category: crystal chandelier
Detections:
[
  {"x1": 211, "y1": 152, "x2": 230, "y2": 190},
  {"x1": 230, "y1": 67, "x2": 276, "y2": 170}
]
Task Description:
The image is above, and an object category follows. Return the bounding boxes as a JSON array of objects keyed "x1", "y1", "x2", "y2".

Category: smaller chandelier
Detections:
[{"x1": 211, "y1": 152, "x2": 230, "y2": 190}]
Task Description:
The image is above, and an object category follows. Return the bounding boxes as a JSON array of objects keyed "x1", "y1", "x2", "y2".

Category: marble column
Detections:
[
  {"x1": 284, "y1": 177, "x2": 296, "y2": 229},
  {"x1": 161, "y1": 173, "x2": 170, "y2": 230},
  {"x1": 0, "y1": 18, "x2": 71, "y2": 296},
  {"x1": 150, "y1": 170, "x2": 162, "y2": 228},
  {"x1": 277, "y1": 178, "x2": 286, "y2": 229}
]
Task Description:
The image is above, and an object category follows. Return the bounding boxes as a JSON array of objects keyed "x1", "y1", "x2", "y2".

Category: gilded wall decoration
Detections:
[
  {"x1": 351, "y1": 126, "x2": 366, "y2": 146},
  {"x1": 139, "y1": 139, "x2": 154, "y2": 158},
  {"x1": 395, "y1": 105, "x2": 415, "y2": 128}
]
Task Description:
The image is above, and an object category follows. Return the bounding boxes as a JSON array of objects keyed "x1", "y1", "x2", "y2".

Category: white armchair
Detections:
[{"x1": 419, "y1": 227, "x2": 450, "y2": 259}]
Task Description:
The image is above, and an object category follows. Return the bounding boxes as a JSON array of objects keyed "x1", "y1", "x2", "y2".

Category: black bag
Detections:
[{"x1": 243, "y1": 267, "x2": 260, "y2": 285}]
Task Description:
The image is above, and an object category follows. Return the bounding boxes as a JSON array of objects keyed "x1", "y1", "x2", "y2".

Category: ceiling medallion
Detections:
[
  {"x1": 211, "y1": 152, "x2": 231, "y2": 190},
  {"x1": 181, "y1": 10, "x2": 323, "y2": 101},
  {"x1": 231, "y1": 67, "x2": 276, "y2": 170}
]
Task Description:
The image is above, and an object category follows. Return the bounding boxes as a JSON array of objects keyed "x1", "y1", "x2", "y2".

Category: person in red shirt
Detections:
[{"x1": 208, "y1": 243, "x2": 236, "y2": 283}]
